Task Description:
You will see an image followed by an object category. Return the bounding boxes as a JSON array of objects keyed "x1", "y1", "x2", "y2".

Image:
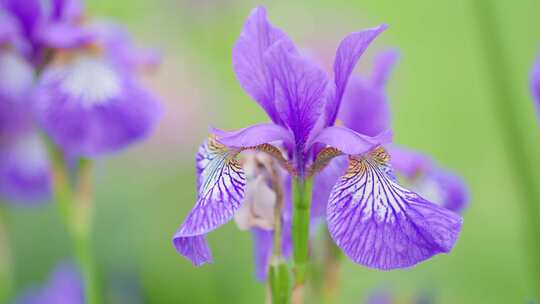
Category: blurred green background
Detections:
[{"x1": 4, "y1": 0, "x2": 540, "y2": 303}]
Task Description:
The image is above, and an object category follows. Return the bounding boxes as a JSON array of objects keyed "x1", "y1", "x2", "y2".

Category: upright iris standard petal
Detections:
[
  {"x1": 173, "y1": 138, "x2": 246, "y2": 265},
  {"x1": 232, "y1": 6, "x2": 294, "y2": 125},
  {"x1": 265, "y1": 40, "x2": 328, "y2": 146},
  {"x1": 325, "y1": 25, "x2": 388, "y2": 126},
  {"x1": 338, "y1": 50, "x2": 398, "y2": 136},
  {"x1": 1, "y1": 0, "x2": 43, "y2": 40},
  {"x1": 531, "y1": 53, "x2": 540, "y2": 120},
  {"x1": 35, "y1": 55, "x2": 161, "y2": 157},
  {"x1": 327, "y1": 147, "x2": 462, "y2": 270}
]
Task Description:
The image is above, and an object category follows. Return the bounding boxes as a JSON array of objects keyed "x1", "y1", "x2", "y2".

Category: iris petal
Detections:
[
  {"x1": 311, "y1": 126, "x2": 392, "y2": 155},
  {"x1": 172, "y1": 235, "x2": 213, "y2": 267},
  {"x1": 327, "y1": 148, "x2": 462, "y2": 270},
  {"x1": 232, "y1": 6, "x2": 294, "y2": 125},
  {"x1": 211, "y1": 123, "x2": 293, "y2": 148},
  {"x1": 325, "y1": 24, "x2": 388, "y2": 126},
  {"x1": 264, "y1": 40, "x2": 328, "y2": 145},
  {"x1": 173, "y1": 138, "x2": 246, "y2": 265}
]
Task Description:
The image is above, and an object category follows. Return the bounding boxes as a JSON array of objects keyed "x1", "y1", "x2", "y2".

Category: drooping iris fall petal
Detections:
[
  {"x1": 35, "y1": 55, "x2": 161, "y2": 157},
  {"x1": 173, "y1": 138, "x2": 246, "y2": 265},
  {"x1": 326, "y1": 148, "x2": 462, "y2": 270}
]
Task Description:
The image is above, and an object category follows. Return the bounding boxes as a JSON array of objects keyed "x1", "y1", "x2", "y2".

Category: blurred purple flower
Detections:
[
  {"x1": 334, "y1": 49, "x2": 468, "y2": 213},
  {"x1": 34, "y1": 55, "x2": 162, "y2": 157},
  {"x1": 1, "y1": 0, "x2": 93, "y2": 62},
  {"x1": 531, "y1": 53, "x2": 540, "y2": 121},
  {"x1": 0, "y1": 50, "x2": 51, "y2": 204},
  {"x1": 13, "y1": 263, "x2": 83, "y2": 304},
  {"x1": 173, "y1": 6, "x2": 462, "y2": 271},
  {"x1": 0, "y1": 0, "x2": 163, "y2": 157}
]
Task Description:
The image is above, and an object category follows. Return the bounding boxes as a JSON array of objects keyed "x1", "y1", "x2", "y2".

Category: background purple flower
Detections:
[
  {"x1": 531, "y1": 53, "x2": 540, "y2": 120},
  {"x1": 34, "y1": 55, "x2": 162, "y2": 157},
  {"x1": 0, "y1": 49, "x2": 50, "y2": 204},
  {"x1": 13, "y1": 263, "x2": 83, "y2": 304}
]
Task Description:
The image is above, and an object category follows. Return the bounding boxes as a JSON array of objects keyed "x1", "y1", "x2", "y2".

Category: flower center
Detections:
[{"x1": 60, "y1": 56, "x2": 121, "y2": 108}]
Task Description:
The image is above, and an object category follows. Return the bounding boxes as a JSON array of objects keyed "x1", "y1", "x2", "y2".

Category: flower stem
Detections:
[
  {"x1": 471, "y1": 0, "x2": 540, "y2": 298},
  {"x1": 291, "y1": 178, "x2": 312, "y2": 304},
  {"x1": 268, "y1": 160, "x2": 289, "y2": 304},
  {"x1": 0, "y1": 206, "x2": 13, "y2": 303},
  {"x1": 49, "y1": 146, "x2": 101, "y2": 304}
]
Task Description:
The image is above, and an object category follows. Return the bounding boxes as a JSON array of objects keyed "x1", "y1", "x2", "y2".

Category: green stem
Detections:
[
  {"x1": 0, "y1": 207, "x2": 13, "y2": 303},
  {"x1": 49, "y1": 146, "x2": 101, "y2": 304},
  {"x1": 471, "y1": 0, "x2": 540, "y2": 298},
  {"x1": 268, "y1": 161, "x2": 289, "y2": 304},
  {"x1": 291, "y1": 178, "x2": 312, "y2": 304}
]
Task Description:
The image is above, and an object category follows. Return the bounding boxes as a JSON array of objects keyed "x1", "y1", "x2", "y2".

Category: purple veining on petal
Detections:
[
  {"x1": 232, "y1": 6, "x2": 295, "y2": 125},
  {"x1": 264, "y1": 40, "x2": 328, "y2": 146},
  {"x1": 35, "y1": 56, "x2": 162, "y2": 157},
  {"x1": 172, "y1": 235, "x2": 213, "y2": 267},
  {"x1": 531, "y1": 53, "x2": 540, "y2": 120},
  {"x1": 311, "y1": 126, "x2": 392, "y2": 155},
  {"x1": 327, "y1": 153, "x2": 462, "y2": 270},
  {"x1": 211, "y1": 123, "x2": 294, "y2": 148},
  {"x1": 325, "y1": 25, "x2": 388, "y2": 126},
  {"x1": 174, "y1": 139, "x2": 246, "y2": 265}
]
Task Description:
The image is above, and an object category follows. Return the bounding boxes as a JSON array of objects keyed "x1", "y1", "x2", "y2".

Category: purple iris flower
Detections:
[
  {"x1": 531, "y1": 53, "x2": 540, "y2": 120},
  {"x1": 13, "y1": 263, "x2": 83, "y2": 304},
  {"x1": 0, "y1": 48, "x2": 50, "y2": 204},
  {"x1": 173, "y1": 6, "x2": 462, "y2": 271},
  {"x1": 5, "y1": 0, "x2": 164, "y2": 157},
  {"x1": 1, "y1": 0, "x2": 93, "y2": 62},
  {"x1": 335, "y1": 49, "x2": 468, "y2": 213},
  {"x1": 33, "y1": 54, "x2": 162, "y2": 157}
]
